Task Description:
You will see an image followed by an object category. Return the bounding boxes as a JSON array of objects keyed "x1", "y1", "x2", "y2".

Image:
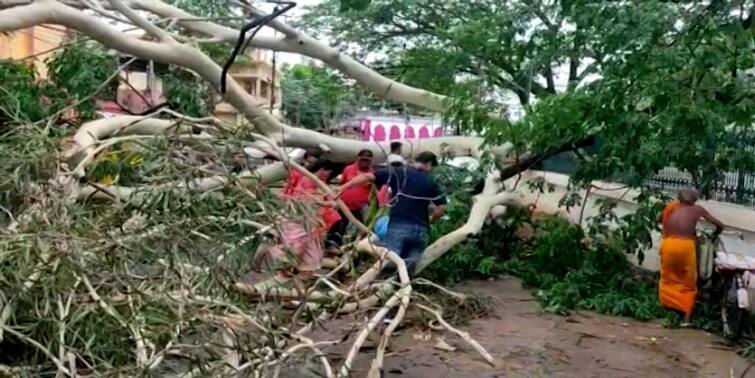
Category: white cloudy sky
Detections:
[{"x1": 256, "y1": 0, "x2": 323, "y2": 65}]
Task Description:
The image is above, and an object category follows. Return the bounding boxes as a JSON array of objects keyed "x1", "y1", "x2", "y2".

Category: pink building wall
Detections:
[{"x1": 359, "y1": 117, "x2": 446, "y2": 142}]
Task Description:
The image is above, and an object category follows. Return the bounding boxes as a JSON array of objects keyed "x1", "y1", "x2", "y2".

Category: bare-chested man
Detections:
[{"x1": 658, "y1": 189, "x2": 724, "y2": 325}]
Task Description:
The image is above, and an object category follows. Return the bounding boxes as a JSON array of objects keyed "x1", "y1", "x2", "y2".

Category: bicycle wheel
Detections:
[{"x1": 721, "y1": 273, "x2": 750, "y2": 338}]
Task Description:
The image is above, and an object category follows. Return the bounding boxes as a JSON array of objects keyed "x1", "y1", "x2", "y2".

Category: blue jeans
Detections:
[{"x1": 384, "y1": 221, "x2": 429, "y2": 277}]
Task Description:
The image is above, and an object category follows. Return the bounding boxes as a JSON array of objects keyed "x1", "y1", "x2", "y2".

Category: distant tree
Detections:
[
  {"x1": 0, "y1": 61, "x2": 59, "y2": 124},
  {"x1": 46, "y1": 40, "x2": 118, "y2": 121},
  {"x1": 281, "y1": 63, "x2": 357, "y2": 129}
]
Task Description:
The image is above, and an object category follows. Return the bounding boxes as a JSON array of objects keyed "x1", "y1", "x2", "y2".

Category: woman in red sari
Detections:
[{"x1": 264, "y1": 151, "x2": 340, "y2": 279}]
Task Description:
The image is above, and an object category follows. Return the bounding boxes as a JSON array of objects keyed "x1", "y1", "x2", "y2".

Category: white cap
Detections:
[{"x1": 386, "y1": 154, "x2": 405, "y2": 165}]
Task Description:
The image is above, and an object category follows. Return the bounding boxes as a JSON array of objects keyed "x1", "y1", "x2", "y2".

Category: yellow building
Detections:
[
  {"x1": 0, "y1": 25, "x2": 280, "y2": 122},
  {"x1": 214, "y1": 48, "x2": 283, "y2": 126},
  {"x1": 0, "y1": 25, "x2": 69, "y2": 78}
]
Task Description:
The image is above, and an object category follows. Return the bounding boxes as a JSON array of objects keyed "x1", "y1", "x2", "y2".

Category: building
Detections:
[
  {"x1": 100, "y1": 51, "x2": 281, "y2": 121},
  {"x1": 338, "y1": 111, "x2": 448, "y2": 142},
  {"x1": 214, "y1": 49, "x2": 282, "y2": 125},
  {"x1": 0, "y1": 25, "x2": 70, "y2": 78},
  {"x1": 98, "y1": 50, "x2": 281, "y2": 121},
  {"x1": 98, "y1": 57, "x2": 169, "y2": 116},
  {"x1": 0, "y1": 26, "x2": 280, "y2": 122}
]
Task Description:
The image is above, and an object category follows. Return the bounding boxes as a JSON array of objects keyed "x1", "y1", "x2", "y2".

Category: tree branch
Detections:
[
  {"x1": 128, "y1": 0, "x2": 449, "y2": 112},
  {"x1": 416, "y1": 171, "x2": 526, "y2": 273},
  {"x1": 0, "y1": 1, "x2": 486, "y2": 162},
  {"x1": 108, "y1": 0, "x2": 170, "y2": 41}
]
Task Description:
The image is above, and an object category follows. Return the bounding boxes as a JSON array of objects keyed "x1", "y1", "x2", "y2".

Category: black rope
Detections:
[{"x1": 220, "y1": 1, "x2": 296, "y2": 94}]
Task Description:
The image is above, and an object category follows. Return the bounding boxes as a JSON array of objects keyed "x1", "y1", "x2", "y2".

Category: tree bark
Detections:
[{"x1": 128, "y1": 0, "x2": 449, "y2": 112}]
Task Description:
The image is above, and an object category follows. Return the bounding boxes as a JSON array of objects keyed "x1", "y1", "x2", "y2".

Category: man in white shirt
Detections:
[{"x1": 386, "y1": 141, "x2": 405, "y2": 167}]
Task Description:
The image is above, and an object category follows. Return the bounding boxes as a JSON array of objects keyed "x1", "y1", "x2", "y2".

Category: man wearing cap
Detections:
[
  {"x1": 375, "y1": 142, "x2": 405, "y2": 208},
  {"x1": 337, "y1": 151, "x2": 447, "y2": 276}
]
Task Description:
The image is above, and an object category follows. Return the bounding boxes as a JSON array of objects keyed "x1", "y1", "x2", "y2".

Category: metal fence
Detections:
[
  {"x1": 646, "y1": 167, "x2": 755, "y2": 208},
  {"x1": 541, "y1": 153, "x2": 755, "y2": 208}
]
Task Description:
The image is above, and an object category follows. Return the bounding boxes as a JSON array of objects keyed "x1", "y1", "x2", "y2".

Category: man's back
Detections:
[
  {"x1": 664, "y1": 204, "x2": 704, "y2": 238},
  {"x1": 374, "y1": 166, "x2": 446, "y2": 227}
]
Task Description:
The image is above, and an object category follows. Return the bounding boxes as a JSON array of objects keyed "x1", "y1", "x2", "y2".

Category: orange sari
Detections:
[{"x1": 659, "y1": 201, "x2": 697, "y2": 316}]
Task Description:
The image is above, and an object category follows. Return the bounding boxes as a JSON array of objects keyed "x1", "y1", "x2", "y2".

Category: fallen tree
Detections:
[
  {"x1": 4, "y1": 0, "x2": 754, "y2": 375},
  {"x1": 0, "y1": 0, "x2": 544, "y2": 376}
]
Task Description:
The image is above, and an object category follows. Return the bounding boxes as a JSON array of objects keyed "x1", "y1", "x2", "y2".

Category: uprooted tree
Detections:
[
  {"x1": 1, "y1": 0, "x2": 755, "y2": 376},
  {"x1": 0, "y1": 0, "x2": 529, "y2": 376}
]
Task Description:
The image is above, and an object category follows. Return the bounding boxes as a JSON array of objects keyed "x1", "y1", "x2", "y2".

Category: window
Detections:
[{"x1": 243, "y1": 79, "x2": 257, "y2": 96}]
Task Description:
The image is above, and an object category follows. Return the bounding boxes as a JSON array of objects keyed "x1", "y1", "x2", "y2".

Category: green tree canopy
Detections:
[
  {"x1": 281, "y1": 63, "x2": 358, "y2": 129},
  {"x1": 300, "y1": 0, "x2": 605, "y2": 105},
  {"x1": 302, "y1": 0, "x2": 755, "y2": 200},
  {"x1": 46, "y1": 39, "x2": 118, "y2": 120}
]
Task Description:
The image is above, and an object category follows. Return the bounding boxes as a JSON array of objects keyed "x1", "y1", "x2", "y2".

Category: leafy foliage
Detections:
[
  {"x1": 0, "y1": 123, "x2": 65, "y2": 220},
  {"x1": 419, "y1": 167, "x2": 665, "y2": 320},
  {"x1": 419, "y1": 164, "x2": 516, "y2": 283},
  {"x1": 0, "y1": 114, "x2": 320, "y2": 376},
  {"x1": 0, "y1": 61, "x2": 63, "y2": 124},
  {"x1": 0, "y1": 42, "x2": 118, "y2": 125},
  {"x1": 339, "y1": 0, "x2": 371, "y2": 12},
  {"x1": 300, "y1": 0, "x2": 599, "y2": 105},
  {"x1": 503, "y1": 216, "x2": 664, "y2": 320},
  {"x1": 303, "y1": 0, "x2": 755, "y2": 204},
  {"x1": 4, "y1": 0, "x2": 755, "y2": 372},
  {"x1": 281, "y1": 64, "x2": 358, "y2": 129},
  {"x1": 425, "y1": 206, "x2": 665, "y2": 321},
  {"x1": 46, "y1": 40, "x2": 118, "y2": 121},
  {"x1": 162, "y1": 68, "x2": 214, "y2": 117}
]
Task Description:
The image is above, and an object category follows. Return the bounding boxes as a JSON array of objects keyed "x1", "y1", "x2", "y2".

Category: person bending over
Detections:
[
  {"x1": 326, "y1": 149, "x2": 375, "y2": 251},
  {"x1": 659, "y1": 188, "x2": 724, "y2": 326},
  {"x1": 338, "y1": 151, "x2": 446, "y2": 276}
]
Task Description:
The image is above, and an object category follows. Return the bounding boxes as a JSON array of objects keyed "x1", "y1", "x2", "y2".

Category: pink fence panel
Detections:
[{"x1": 357, "y1": 117, "x2": 445, "y2": 141}]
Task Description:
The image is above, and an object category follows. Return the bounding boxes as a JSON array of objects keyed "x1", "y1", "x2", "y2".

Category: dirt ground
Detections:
[{"x1": 304, "y1": 277, "x2": 755, "y2": 378}]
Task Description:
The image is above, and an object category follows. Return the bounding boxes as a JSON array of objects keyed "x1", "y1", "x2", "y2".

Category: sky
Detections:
[{"x1": 256, "y1": 0, "x2": 323, "y2": 65}]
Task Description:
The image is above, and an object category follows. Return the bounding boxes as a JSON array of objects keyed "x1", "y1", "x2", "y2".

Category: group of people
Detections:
[
  {"x1": 257, "y1": 142, "x2": 726, "y2": 326},
  {"x1": 255, "y1": 141, "x2": 447, "y2": 281}
]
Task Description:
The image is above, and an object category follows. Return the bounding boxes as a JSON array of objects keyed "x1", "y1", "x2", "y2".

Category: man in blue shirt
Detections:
[{"x1": 337, "y1": 151, "x2": 447, "y2": 276}]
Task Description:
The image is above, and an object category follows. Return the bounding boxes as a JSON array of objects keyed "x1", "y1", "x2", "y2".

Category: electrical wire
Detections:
[
  {"x1": 379, "y1": 163, "x2": 447, "y2": 211},
  {"x1": 220, "y1": 1, "x2": 296, "y2": 94}
]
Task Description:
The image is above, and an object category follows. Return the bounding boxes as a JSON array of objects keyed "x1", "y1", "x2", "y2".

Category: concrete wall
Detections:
[{"x1": 506, "y1": 171, "x2": 755, "y2": 271}]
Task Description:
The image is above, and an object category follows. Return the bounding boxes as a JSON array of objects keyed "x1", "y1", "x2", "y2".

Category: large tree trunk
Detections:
[{"x1": 0, "y1": 1, "x2": 560, "y2": 376}]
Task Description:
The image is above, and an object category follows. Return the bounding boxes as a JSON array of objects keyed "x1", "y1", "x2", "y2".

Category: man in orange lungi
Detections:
[{"x1": 659, "y1": 188, "x2": 724, "y2": 326}]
